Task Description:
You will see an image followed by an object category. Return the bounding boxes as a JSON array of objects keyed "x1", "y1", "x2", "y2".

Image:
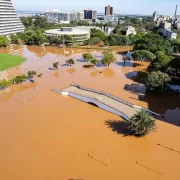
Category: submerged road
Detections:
[{"x1": 52, "y1": 84, "x2": 160, "y2": 121}]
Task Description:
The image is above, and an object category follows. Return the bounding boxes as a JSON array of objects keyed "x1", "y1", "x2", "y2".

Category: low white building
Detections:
[
  {"x1": 161, "y1": 22, "x2": 171, "y2": 30},
  {"x1": 44, "y1": 27, "x2": 90, "y2": 42},
  {"x1": 162, "y1": 28, "x2": 177, "y2": 39},
  {"x1": 126, "y1": 26, "x2": 136, "y2": 36}
]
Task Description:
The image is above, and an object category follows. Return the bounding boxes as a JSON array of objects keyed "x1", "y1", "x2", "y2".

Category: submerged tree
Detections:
[
  {"x1": 102, "y1": 51, "x2": 116, "y2": 66},
  {"x1": 28, "y1": 70, "x2": 37, "y2": 76},
  {"x1": 133, "y1": 50, "x2": 155, "y2": 66},
  {"x1": 66, "y1": 58, "x2": 75, "y2": 66},
  {"x1": 145, "y1": 71, "x2": 171, "y2": 93},
  {"x1": 147, "y1": 51, "x2": 171, "y2": 72},
  {"x1": 90, "y1": 59, "x2": 97, "y2": 65},
  {"x1": 128, "y1": 109, "x2": 155, "y2": 137},
  {"x1": 53, "y1": 62, "x2": 59, "y2": 70},
  {"x1": 82, "y1": 53, "x2": 94, "y2": 63}
]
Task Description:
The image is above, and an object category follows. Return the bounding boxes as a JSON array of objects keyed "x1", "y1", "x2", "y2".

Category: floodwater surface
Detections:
[{"x1": 0, "y1": 45, "x2": 180, "y2": 180}]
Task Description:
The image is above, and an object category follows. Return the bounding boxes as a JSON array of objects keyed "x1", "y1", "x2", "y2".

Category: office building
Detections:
[
  {"x1": 84, "y1": 10, "x2": 97, "y2": 20},
  {"x1": 162, "y1": 29, "x2": 177, "y2": 39},
  {"x1": 0, "y1": 0, "x2": 25, "y2": 36},
  {"x1": 110, "y1": 7, "x2": 113, "y2": 15},
  {"x1": 44, "y1": 10, "x2": 84, "y2": 23},
  {"x1": 44, "y1": 9, "x2": 60, "y2": 23},
  {"x1": 58, "y1": 12, "x2": 71, "y2": 22},
  {"x1": 105, "y1": 5, "x2": 113, "y2": 15},
  {"x1": 77, "y1": 12, "x2": 84, "y2": 21}
]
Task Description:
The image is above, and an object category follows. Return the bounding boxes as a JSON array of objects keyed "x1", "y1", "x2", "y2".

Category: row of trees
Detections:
[
  {"x1": 82, "y1": 51, "x2": 116, "y2": 66},
  {"x1": 132, "y1": 49, "x2": 180, "y2": 93}
]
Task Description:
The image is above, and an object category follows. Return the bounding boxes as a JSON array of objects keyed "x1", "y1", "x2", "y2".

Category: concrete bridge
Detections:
[{"x1": 52, "y1": 84, "x2": 160, "y2": 121}]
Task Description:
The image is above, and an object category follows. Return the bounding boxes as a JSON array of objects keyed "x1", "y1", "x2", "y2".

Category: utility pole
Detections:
[{"x1": 108, "y1": 149, "x2": 111, "y2": 166}]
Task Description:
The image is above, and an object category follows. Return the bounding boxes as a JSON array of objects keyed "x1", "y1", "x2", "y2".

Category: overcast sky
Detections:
[{"x1": 12, "y1": 0, "x2": 180, "y2": 15}]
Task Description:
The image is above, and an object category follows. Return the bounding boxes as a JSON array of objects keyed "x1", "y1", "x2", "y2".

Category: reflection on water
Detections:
[
  {"x1": 90, "y1": 70, "x2": 100, "y2": 77},
  {"x1": 54, "y1": 72, "x2": 60, "y2": 78},
  {"x1": 163, "y1": 108, "x2": 180, "y2": 126},
  {"x1": 0, "y1": 82, "x2": 38, "y2": 101},
  {"x1": 102, "y1": 68, "x2": 115, "y2": 78},
  {"x1": 66, "y1": 68, "x2": 76, "y2": 74}
]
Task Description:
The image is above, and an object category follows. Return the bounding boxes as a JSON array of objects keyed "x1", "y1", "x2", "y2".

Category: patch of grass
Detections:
[{"x1": 0, "y1": 54, "x2": 25, "y2": 71}]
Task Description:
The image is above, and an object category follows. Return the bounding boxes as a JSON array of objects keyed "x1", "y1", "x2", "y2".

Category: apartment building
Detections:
[{"x1": 0, "y1": 0, "x2": 25, "y2": 36}]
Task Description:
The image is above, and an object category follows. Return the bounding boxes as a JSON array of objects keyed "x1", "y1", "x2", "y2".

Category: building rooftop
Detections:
[{"x1": 45, "y1": 27, "x2": 89, "y2": 35}]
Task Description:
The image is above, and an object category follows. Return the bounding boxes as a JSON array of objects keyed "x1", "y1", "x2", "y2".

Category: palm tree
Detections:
[{"x1": 127, "y1": 109, "x2": 155, "y2": 137}]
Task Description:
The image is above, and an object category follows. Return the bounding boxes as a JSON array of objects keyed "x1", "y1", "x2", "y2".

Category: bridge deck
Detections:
[{"x1": 62, "y1": 86, "x2": 138, "y2": 118}]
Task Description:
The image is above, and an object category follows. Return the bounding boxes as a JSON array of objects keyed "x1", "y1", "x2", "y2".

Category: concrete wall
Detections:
[{"x1": 0, "y1": 65, "x2": 22, "y2": 80}]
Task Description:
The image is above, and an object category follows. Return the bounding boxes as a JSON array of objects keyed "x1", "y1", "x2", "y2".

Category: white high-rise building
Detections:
[
  {"x1": 153, "y1": 11, "x2": 158, "y2": 21},
  {"x1": 0, "y1": 0, "x2": 25, "y2": 36}
]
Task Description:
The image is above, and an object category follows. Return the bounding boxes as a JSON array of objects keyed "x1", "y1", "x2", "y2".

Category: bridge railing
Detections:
[
  {"x1": 71, "y1": 83, "x2": 160, "y2": 117},
  {"x1": 71, "y1": 83, "x2": 134, "y2": 107}
]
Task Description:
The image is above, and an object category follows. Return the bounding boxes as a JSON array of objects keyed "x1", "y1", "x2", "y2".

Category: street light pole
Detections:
[{"x1": 108, "y1": 149, "x2": 111, "y2": 166}]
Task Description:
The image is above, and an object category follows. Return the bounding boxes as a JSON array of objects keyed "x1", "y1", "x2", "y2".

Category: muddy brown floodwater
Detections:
[{"x1": 0, "y1": 45, "x2": 180, "y2": 180}]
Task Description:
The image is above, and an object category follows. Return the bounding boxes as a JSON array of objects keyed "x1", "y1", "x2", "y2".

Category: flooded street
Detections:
[{"x1": 0, "y1": 45, "x2": 180, "y2": 180}]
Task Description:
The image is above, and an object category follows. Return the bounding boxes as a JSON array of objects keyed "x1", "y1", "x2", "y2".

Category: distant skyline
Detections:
[{"x1": 12, "y1": 0, "x2": 180, "y2": 15}]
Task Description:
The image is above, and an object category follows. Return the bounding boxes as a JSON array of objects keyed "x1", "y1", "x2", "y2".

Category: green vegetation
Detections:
[
  {"x1": 0, "y1": 36, "x2": 9, "y2": 47},
  {"x1": 21, "y1": 28, "x2": 47, "y2": 45},
  {"x1": 90, "y1": 59, "x2": 97, "y2": 65},
  {"x1": 172, "y1": 40, "x2": 180, "y2": 53},
  {"x1": 134, "y1": 33, "x2": 172, "y2": 54},
  {"x1": 86, "y1": 37, "x2": 102, "y2": 45},
  {"x1": 102, "y1": 51, "x2": 116, "y2": 66},
  {"x1": 90, "y1": 28, "x2": 106, "y2": 41},
  {"x1": 0, "y1": 74, "x2": 28, "y2": 89},
  {"x1": 128, "y1": 109, "x2": 155, "y2": 137},
  {"x1": 105, "y1": 34, "x2": 129, "y2": 46},
  {"x1": 145, "y1": 71, "x2": 171, "y2": 93},
  {"x1": 147, "y1": 51, "x2": 171, "y2": 72},
  {"x1": 53, "y1": 62, "x2": 59, "y2": 70},
  {"x1": 47, "y1": 35, "x2": 74, "y2": 45},
  {"x1": 0, "y1": 79, "x2": 12, "y2": 89},
  {"x1": 82, "y1": 53, "x2": 94, "y2": 62},
  {"x1": 14, "y1": 74, "x2": 28, "y2": 84},
  {"x1": 10, "y1": 34, "x2": 20, "y2": 44},
  {"x1": 0, "y1": 54, "x2": 25, "y2": 71},
  {"x1": 133, "y1": 50, "x2": 155, "y2": 66},
  {"x1": 28, "y1": 70, "x2": 37, "y2": 76},
  {"x1": 66, "y1": 58, "x2": 75, "y2": 66}
]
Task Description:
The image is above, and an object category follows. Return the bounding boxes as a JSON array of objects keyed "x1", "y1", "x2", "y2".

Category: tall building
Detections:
[
  {"x1": 44, "y1": 10, "x2": 84, "y2": 23},
  {"x1": 77, "y1": 12, "x2": 84, "y2": 21},
  {"x1": 174, "y1": 5, "x2": 178, "y2": 17},
  {"x1": 44, "y1": 9, "x2": 60, "y2": 23},
  {"x1": 153, "y1": 11, "x2": 158, "y2": 21},
  {"x1": 84, "y1": 10, "x2": 97, "y2": 20},
  {"x1": 105, "y1": 5, "x2": 113, "y2": 15},
  {"x1": 0, "y1": 0, "x2": 25, "y2": 36},
  {"x1": 110, "y1": 7, "x2": 113, "y2": 16}
]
